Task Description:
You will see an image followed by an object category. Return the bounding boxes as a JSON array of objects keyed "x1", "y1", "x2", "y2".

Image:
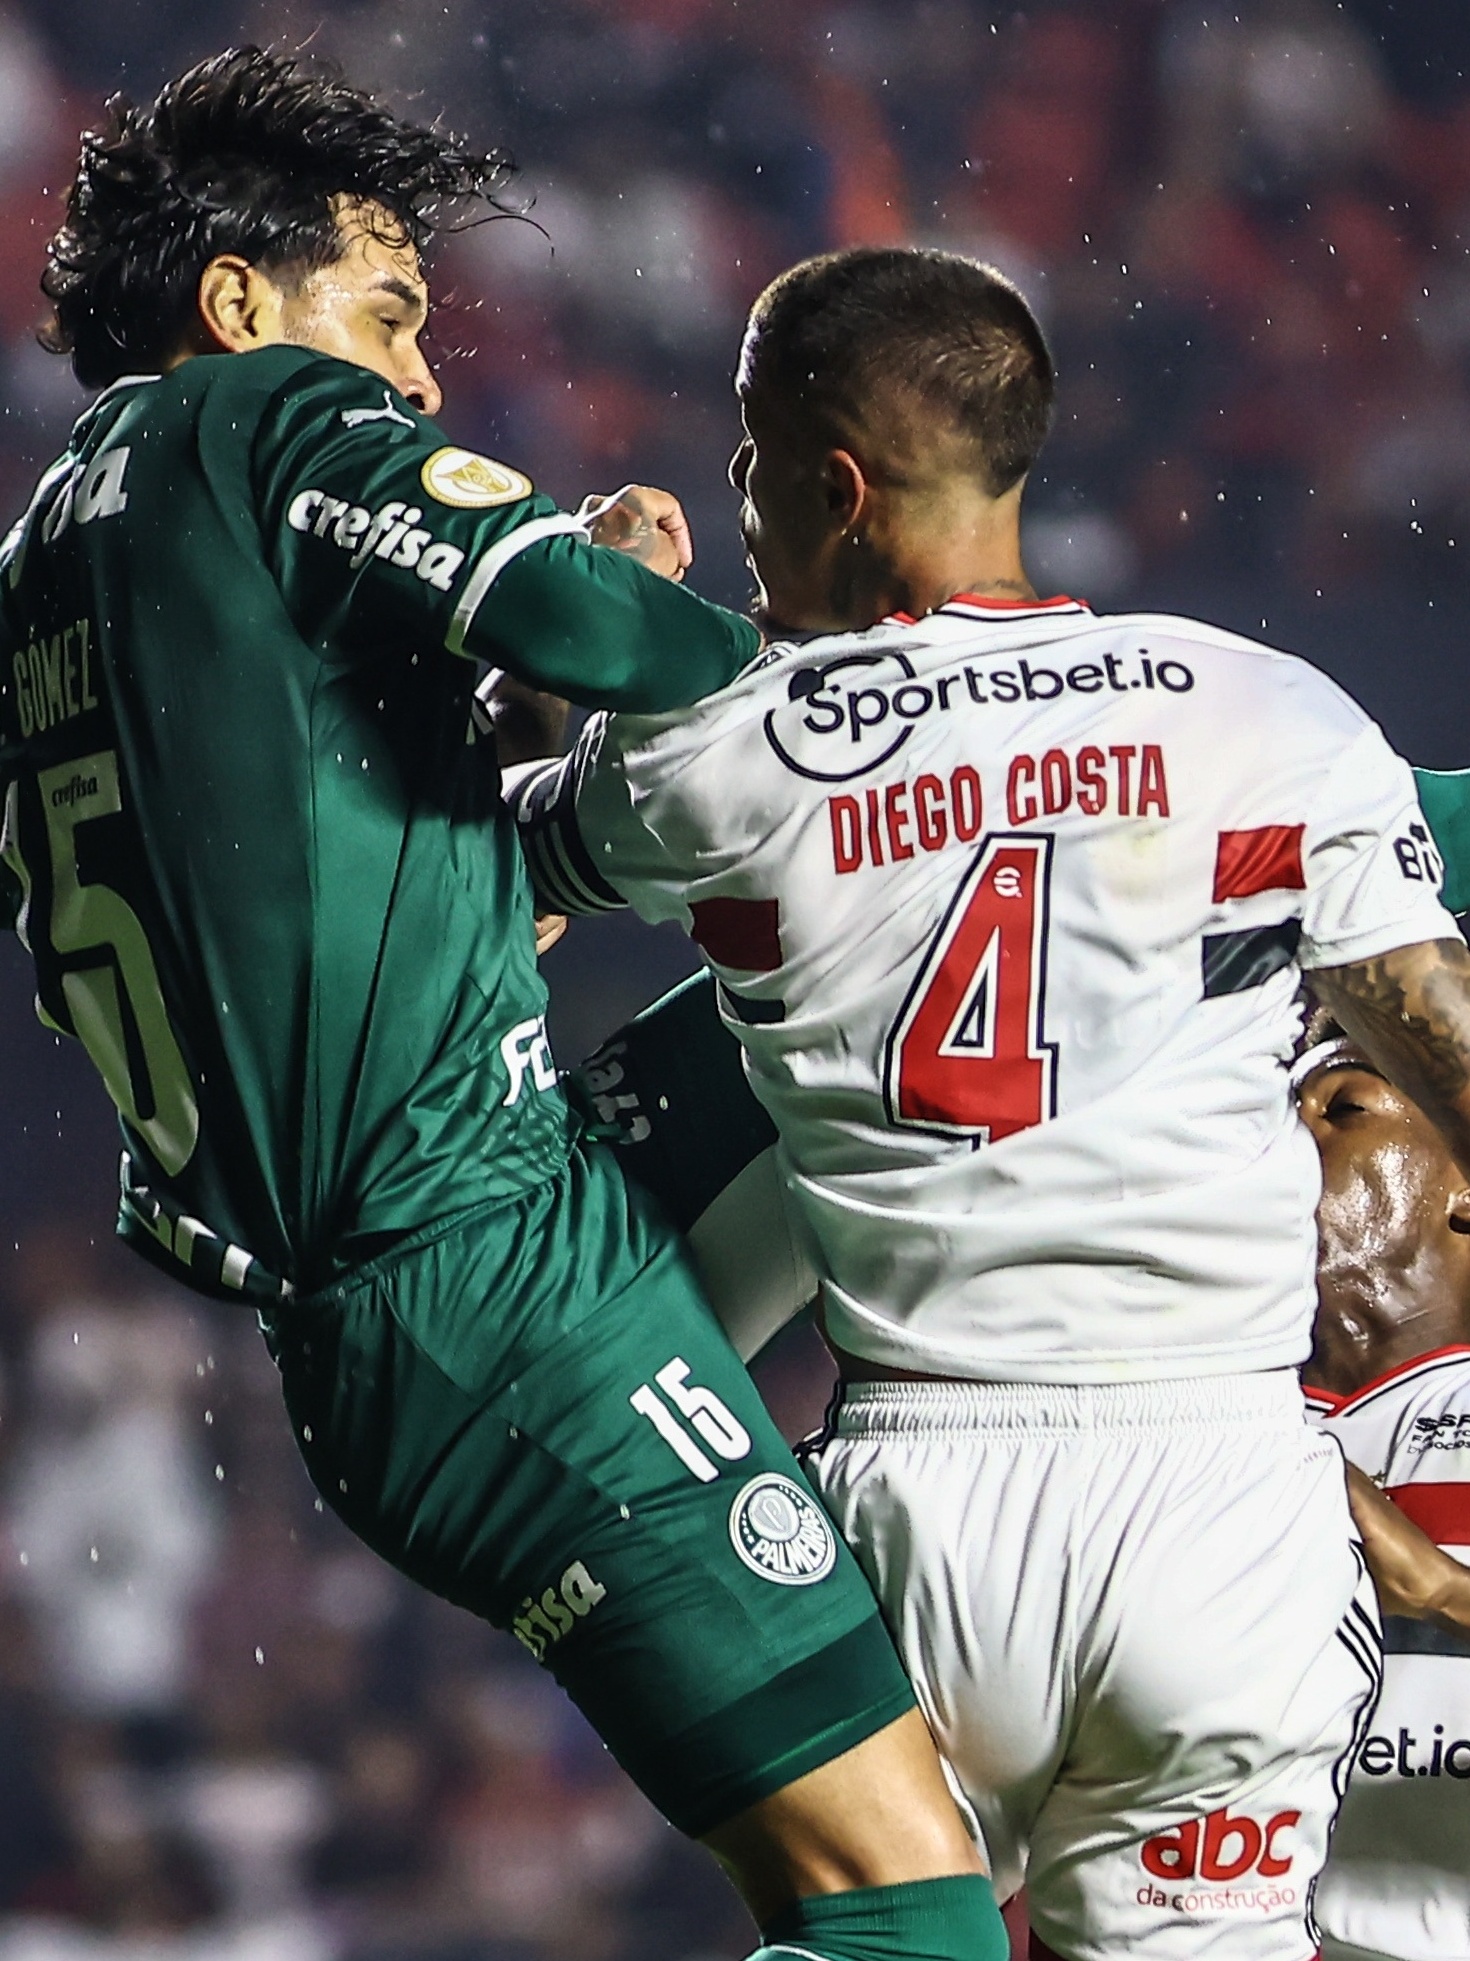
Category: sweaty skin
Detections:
[
  {"x1": 1300, "y1": 1051, "x2": 1470, "y2": 1389},
  {"x1": 1298, "y1": 1044, "x2": 1470, "y2": 1635},
  {"x1": 1347, "y1": 1463, "x2": 1470, "y2": 1631}
]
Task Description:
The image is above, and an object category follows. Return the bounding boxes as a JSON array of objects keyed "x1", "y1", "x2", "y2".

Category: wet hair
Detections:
[
  {"x1": 1301, "y1": 1000, "x2": 1347, "y2": 1053},
  {"x1": 42, "y1": 45, "x2": 513, "y2": 389},
  {"x1": 738, "y1": 247, "x2": 1055, "y2": 497}
]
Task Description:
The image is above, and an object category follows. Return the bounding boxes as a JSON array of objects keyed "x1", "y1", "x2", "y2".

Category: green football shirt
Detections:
[
  {"x1": 0, "y1": 345, "x2": 758, "y2": 1298},
  {"x1": 1414, "y1": 767, "x2": 1470, "y2": 915}
]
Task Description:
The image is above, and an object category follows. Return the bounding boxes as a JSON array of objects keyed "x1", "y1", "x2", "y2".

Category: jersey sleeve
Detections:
[
  {"x1": 506, "y1": 709, "x2": 695, "y2": 924},
  {"x1": 1414, "y1": 766, "x2": 1470, "y2": 915},
  {"x1": 244, "y1": 354, "x2": 760, "y2": 713},
  {"x1": 1297, "y1": 723, "x2": 1461, "y2": 970}
]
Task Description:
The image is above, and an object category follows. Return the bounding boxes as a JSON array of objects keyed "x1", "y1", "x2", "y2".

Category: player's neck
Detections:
[
  {"x1": 1303, "y1": 1295, "x2": 1470, "y2": 1396},
  {"x1": 837, "y1": 481, "x2": 1035, "y2": 627},
  {"x1": 859, "y1": 541, "x2": 1036, "y2": 624},
  {"x1": 902, "y1": 569, "x2": 1039, "y2": 617}
]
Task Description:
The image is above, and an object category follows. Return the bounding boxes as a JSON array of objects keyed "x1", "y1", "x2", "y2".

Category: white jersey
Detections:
[
  {"x1": 522, "y1": 595, "x2": 1454, "y2": 1381},
  {"x1": 1306, "y1": 1350, "x2": 1470, "y2": 1961}
]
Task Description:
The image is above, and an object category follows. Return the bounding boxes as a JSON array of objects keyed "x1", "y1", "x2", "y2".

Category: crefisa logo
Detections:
[{"x1": 729, "y1": 1473, "x2": 838, "y2": 1586}]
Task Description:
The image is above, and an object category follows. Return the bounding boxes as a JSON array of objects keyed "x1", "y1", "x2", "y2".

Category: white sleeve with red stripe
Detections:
[{"x1": 1297, "y1": 723, "x2": 1457, "y2": 969}]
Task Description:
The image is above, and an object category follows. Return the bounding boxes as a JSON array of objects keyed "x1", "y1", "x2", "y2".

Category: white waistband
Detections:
[{"x1": 834, "y1": 1369, "x2": 1304, "y2": 1437}]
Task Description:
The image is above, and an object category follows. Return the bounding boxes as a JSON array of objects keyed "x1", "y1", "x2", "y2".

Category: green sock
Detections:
[{"x1": 752, "y1": 1875, "x2": 1009, "y2": 1961}]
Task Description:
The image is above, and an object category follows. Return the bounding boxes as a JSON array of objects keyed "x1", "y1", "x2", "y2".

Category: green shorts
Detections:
[
  {"x1": 573, "y1": 970, "x2": 776, "y2": 1232},
  {"x1": 260, "y1": 1140, "x2": 912, "y2": 1836}
]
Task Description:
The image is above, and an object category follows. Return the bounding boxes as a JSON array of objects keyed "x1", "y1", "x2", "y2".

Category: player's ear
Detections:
[
  {"x1": 824, "y1": 449, "x2": 867, "y2": 532},
  {"x1": 194, "y1": 255, "x2": 287, "y2": 356},
  {"x1": 1447, "y1": 1184, "x2": 1470, "y2": 1235}
]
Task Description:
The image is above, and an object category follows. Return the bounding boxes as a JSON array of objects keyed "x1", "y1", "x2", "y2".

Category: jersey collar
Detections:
[
  {"x1": 1308, "y1": 1342, "x2": 1470, "y2": 1415},
  {"x1": 882, "y1": 593, "x2": 1091, "y2": 627},
  {"x1": 72, "y1": 371, "x2": 162, "y2": 446}
]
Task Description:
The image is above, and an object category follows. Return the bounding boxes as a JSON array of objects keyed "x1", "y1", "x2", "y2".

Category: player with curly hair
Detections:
[{"x1": 0, "y1": 49, "x2": 1005, "y2": 1961}]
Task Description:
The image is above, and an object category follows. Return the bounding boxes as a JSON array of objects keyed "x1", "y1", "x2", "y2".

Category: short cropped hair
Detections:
[
  {"x1": 739, "y1": 248, "x2": 1055, "y2": 497},
  {"x1": 43, "y1": 45, "x2": 513, "y2": 389}
]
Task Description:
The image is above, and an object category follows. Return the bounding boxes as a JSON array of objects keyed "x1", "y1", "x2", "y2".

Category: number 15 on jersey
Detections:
[{"x1": 883, "y1": 834, "x2": 1057, "y2": 1143}]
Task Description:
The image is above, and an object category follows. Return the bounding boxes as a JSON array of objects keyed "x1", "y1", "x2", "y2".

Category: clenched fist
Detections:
[{"x1": 577, "y1": 484, "x2": 694, "y2": 583}]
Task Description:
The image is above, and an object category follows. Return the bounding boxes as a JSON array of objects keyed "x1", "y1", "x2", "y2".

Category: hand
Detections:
[
  {"x1": 577, "y1": 485, "x2": 693, "y2": 582},
  {"x1": 535, "y1": 911, "x2": 568, "y2": 958},
  {"x1": 1347, "y1": 1462, "x2": 1470, "y2": 1632}
]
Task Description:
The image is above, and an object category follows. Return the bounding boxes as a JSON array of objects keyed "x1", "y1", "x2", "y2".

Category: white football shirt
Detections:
[
  {"x1": 522, "y1": 595, "x2": 1456, "y2": 1381},
  {"x1": 1306, "y1": 1350, "x2": 1470, "y2": 1961}
]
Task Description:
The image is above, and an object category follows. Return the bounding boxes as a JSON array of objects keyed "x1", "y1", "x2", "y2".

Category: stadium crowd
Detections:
[{"x1": 0, "y1": 1, "x2": 1467, "y2": 1956}]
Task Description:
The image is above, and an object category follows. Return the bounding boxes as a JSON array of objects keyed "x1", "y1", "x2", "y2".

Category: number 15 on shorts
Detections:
[{"x1": 631, "y1": 1358, "x2": 752, "y2": 1481}]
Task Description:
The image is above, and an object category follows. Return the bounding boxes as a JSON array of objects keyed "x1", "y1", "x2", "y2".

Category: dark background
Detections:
[{"x1": 0, "y1": 4, "x2": 1464, "y2": 1957}]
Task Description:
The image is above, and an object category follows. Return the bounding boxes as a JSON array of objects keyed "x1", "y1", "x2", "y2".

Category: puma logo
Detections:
[{"x1": 340, "y1": 391, "x2": 416, "y2": 430}]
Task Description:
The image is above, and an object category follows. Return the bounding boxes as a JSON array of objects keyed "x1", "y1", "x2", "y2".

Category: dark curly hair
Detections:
[{"x1": 42, "y1": 45, "x2": 514, "y2": 389}]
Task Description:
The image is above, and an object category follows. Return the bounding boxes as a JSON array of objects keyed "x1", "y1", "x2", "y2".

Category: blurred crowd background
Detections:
[{"x1": 0, "y1": 1, "x2": 1466, "y2": 1955}]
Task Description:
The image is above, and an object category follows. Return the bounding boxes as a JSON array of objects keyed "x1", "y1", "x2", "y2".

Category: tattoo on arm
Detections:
[
  {"x1": 610, "y1": 490, "x2": 660, "y2": 565},
  {"x1": 1312, "y1": 937, "x2": 1470, "y2": 1164}
]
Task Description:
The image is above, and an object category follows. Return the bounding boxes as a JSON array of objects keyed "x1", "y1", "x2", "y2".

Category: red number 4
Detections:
[{"x1": 884, "y1": 835, "x2": 1057, "y2": 1142}]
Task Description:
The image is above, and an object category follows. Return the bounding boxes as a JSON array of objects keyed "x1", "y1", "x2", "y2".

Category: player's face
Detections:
[
  {"x1": 729, "y1": 392, "x2": 847, "y2": 632},
  {"x1": 1299, "y1": 1055, "x2": 1470, "y2": 1339},
  {"x1": 276, "y1": 200, "x2": 442, "y2": 417}
]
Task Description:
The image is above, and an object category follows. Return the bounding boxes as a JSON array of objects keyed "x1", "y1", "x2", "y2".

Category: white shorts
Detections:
[{"x1": 809, "y1": 1372, "x2": 1381, "y2": 1961}]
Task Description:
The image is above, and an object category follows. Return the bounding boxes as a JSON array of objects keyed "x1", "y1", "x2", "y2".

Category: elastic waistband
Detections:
[{"x1": 834, "y1": 1369, "x2": 1304, "y2": 1438}]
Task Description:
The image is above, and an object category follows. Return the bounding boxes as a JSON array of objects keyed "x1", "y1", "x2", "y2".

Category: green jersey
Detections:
[
  {"x1": 0, "y1": 346, "x2": 758, "y2": 1298},
  {"x1": 1414, "y1": 767, "x2": 1470, "y2": 914}
]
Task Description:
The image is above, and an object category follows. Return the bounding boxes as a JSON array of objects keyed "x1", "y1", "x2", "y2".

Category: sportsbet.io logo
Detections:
[
  {"x1": 763, "y1": 644, "x2": 1195, "y2": 785},
  {"x1": 729, "y1": 1473, "x2": 838, "y2": 1586},
  {"x1": 764, "y1": 650, "x2": 921, "y2": 783}
]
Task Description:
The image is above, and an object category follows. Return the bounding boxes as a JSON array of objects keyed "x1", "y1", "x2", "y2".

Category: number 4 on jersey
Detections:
[{"x1": 884, "y1": 834, "x2": 1057, "y2": 1142}]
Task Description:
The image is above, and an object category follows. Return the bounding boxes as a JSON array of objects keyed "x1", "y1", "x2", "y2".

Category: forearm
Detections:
[
  {"x1": 1348, "y1": 1463, "x2": 1470, "y2": 1635},
  {"x1": 477, "y1": 533, "x2": 760, "y2": 713},
  {"x1": 1311, "y1": 937, "x2": 1470, "y2": 1171},
  {"x1": 1422, "y1": 1557, "x2": 1470, "y2": 1637},
  {"x1": 257, "y1": 359, "x2": 755, "y2": 714}
]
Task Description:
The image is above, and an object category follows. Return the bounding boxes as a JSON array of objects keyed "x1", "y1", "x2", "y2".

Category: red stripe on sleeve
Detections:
[
  {"x1": 690, "y1": 896, "x2": 783, "y2": 972},
  {"x1": 1213, "y1": 825, "x2": 1306, "y2": 903},
  {"x1": 1386, "y1": 1482, "x2": 1470, "y2": 1546}
]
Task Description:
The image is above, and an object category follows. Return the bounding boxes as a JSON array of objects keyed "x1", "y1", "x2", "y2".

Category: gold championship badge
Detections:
[{"x1": 420, "y1": 446, "x2": 533, "y2": 509}]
